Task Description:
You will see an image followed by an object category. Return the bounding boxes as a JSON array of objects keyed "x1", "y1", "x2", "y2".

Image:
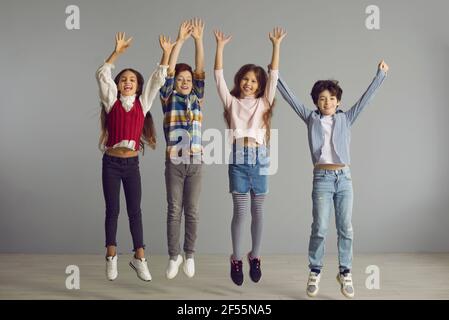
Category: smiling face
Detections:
[
  {"x1": 175, "y1": 70, "x2": 193, "y2": 95},
  {"x1": 316, "y1": 90, "x2": 339, "y2": 116},
  {"x1": 239, "y1": 71, "x2": 259, "y2": 98},
  {"x1": 117, "y1": 70, "x2": 138, "y2": 96},
  {"x1": 310, "y1": 80, "x2": 343, "y2": 116}
]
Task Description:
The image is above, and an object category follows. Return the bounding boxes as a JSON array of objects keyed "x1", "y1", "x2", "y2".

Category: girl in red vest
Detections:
[{"x1": 95, "y1": 32, "x2": 174, "y2": 282}]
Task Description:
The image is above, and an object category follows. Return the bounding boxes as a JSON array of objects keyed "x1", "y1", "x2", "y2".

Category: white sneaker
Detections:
[
  {"x1": 183, "y1": 257, "x2": 195, "y2": 278},
  {"x1": 306, "y1": 271, "x2": 321, "y2": 297},
  {"x1": 337, "y1": 272, "x2": 355, "y2": 298},
  {"x1": 105, "y1": 255, "x2": 118, "y2": 281},
  {"x1": 166, "y1": 255, "x2": 183, "y2": 279},
  {"x1": 129, "y1": 257, "x2": 152, "y2": 282}
]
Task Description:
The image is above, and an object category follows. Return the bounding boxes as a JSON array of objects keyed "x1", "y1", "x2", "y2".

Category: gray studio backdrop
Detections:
[{"x1": 1, "y1": 0, "x2": 448, "y2": 254}]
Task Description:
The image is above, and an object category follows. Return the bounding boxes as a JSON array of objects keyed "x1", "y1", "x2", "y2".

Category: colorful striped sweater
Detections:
[{"x1": 160, "y1": 72, "x2": 205, "y2": 161}]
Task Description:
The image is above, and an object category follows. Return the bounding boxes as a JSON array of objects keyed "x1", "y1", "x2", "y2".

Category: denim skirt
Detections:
[{"x1": 228, "y1": 144, "x2": 269, "y2": 195}]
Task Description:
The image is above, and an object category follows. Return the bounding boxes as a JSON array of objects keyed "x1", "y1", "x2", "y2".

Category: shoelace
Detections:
[
  {"x1": 232, "y1": 260, "x2": 242, "y2": 272},
  {"x1": 308, "y1": 277, "x2": 319, "y2": 284},
  {"x1": 341, "y1": 274, "x2": 353, "y2": 286},
  {"x1": 251, "y1": 258, "x2": 260, "y2": 270}
]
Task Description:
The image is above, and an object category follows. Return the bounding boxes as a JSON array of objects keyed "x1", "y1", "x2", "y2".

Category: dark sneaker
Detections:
[
  {"x1": 247, "y1": 253, "x2": 262, "y2": 283},
  {"x1": 230, "y1": 257, "x2": 243, "y2": 286}
]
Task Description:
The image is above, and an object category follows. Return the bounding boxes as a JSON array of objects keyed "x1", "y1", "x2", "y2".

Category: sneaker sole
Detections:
[
  {"x1": 306, "y1": 288, "x2": 319, "y2": 297},
  {"x1": 336, "y1": 275, "x2": 354, "y2": 299},
  {"x1": 129, "y1": 262, "x2": 151, "y2": 282},
  {"x1": 231, "y1": 278, "x2": 243, "y2": 286},
  {"x1": 107, "y1": 275, "x2": 118, "y2": 281}
]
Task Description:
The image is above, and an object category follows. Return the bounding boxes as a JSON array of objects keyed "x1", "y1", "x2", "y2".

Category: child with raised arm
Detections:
[
  {"x1": 159, "y1": 19, "x2": 205, "y2": 280},
  {"x1": 277, "y1": 59, "x2": 389, "y2": 298},
  {"x1": 214, "y1": 28, "x2": 286, "y2": 286},
  {"x1": 95, "y1": 32, "x2": 170, "y2": 281}
]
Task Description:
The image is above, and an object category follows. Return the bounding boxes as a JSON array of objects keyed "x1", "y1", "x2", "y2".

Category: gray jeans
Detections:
[{"x1": 165, "y1": 160, "x2": 202, "y2": 259}]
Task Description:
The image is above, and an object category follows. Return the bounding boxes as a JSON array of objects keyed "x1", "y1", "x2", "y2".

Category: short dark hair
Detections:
[
  {"x1": 310, "y1": 80, "x2": 343, "y2": 105},
  {"x1": 175, "y1": 63, "x2": 193, "y2": 78}
]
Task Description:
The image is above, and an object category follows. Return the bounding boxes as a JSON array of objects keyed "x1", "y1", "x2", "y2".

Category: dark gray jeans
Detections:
[
  {"x1": 102, "y1": 154, "x2": 144, "y2": 252},
  {"x1": 165, "y1": 160, "x2": 202, "y2": 259}
]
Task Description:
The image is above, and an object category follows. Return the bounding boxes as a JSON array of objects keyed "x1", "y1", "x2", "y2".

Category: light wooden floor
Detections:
[{"x1": 1, "y1": 253, "x2": 448, "y2": 300}]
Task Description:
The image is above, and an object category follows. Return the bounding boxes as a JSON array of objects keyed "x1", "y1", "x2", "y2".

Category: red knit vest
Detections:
[{"x1": 106, "y1": 98, "x2": 144, "y2": 151}]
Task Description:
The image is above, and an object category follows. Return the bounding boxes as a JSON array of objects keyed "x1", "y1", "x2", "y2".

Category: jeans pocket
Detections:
[{"x1": 258, "y1": 148, "x2": 269, "y2": 167}]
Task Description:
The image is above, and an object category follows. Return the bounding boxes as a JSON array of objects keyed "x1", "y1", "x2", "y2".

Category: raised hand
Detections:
[
  {"x1": 177, "y1": 20, "x2": 193, "y2": 41},
  {"x1": 115, "y1": 32, "x2": 133, "y2": 55},
  {"x1": 378, "y1": 60, "x2": 389, "y2": 73},
  {"x1": 159, "y1": 35, "x2": 176, "y2": 53},
  {"x1": 214, "y1": 30, "x2": 232, "y2": 46},
  {"x1": 269, "y1": 27, "x2": 287, "y2": 46},
  {"x1": 269, "y1": 27, "x2": 286, "y2": 70},
  {"x1": 191, "y1": 18, "x2": 205, "y2": 41},
  {"x1": 214, "y1": 30, "x2": 231, "y2": 70}
]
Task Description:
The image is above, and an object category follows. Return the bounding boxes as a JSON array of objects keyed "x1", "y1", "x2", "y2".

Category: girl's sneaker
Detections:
[
  {"x1": 105, "y1": 255, "x2": 118, "y2": 281},
  {"x1": 336, "y1": 272, "x2": 355, "y2": 298},
  {"x1": 129, "y1": 257, "x2": 152, "y2": 282},
  {"x1": 247, "y1": 253, "x2": 262, "y2": 283},
  {"x1": 306, "y1": 271, "x2": 321, "y2": 297},
  {"x1": 230, "y1": 257, "x2": 243, "y2": 286}
]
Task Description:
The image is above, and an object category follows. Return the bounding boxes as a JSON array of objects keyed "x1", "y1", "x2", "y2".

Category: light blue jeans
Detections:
[{"x1": 308, "y1": 167, "x2": 353, "y2": 273}]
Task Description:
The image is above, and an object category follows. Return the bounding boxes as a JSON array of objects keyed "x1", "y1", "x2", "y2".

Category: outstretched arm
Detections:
[
  {"x1": 213, "y1": 30, "x2": 233, "y2": 107},
  {"x1": 159, "y1": 35, "x2": 175, "y2": 66},
  {"x1": 141, "y1": 35, "x2": 174, "y2": 114},
  {"x1": 191, "y1": 18, "x2": 206, "y2": 102},
  {"x1": 168, "y1": 20, "x2": 192, "y2": 75},
  {"x1": 345, "y1": 60, "x2": 389, "y2": 125},
  {"x1": 214, "y1": 29, "x2": 232, "y2": 70},
  {"x1": 96, "y1": 32, "x2": 133, "y2": 112},
  {"x1": 269, "y1": 27, "x2": 286, "y2": 71},
  {"x1": 159, "y1": 35, "x2": 179, "y2": 104},
  {"x1": 191, "y1": 18, "x2": 205, "y2": 74},
  {"x1": 277, "y1": 75, "x2": 313, "y2": 123},
  {"x1": 266, "y1": 27, "x2": 286, "y2": 104}
]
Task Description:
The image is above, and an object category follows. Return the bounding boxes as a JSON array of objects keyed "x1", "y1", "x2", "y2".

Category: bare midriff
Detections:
[
  {"x1": 314, "y1": 163, "x2": 346, "y2": 170},
  {"x1": 105, "y1": 147, "x2": 138, "y2": 158},
  {"x1": 234, "y1": 137, "x2": 261, "y2": 148}
]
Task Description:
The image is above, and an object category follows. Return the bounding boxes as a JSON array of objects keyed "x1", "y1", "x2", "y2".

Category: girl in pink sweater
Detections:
[{"x1": 214, "y1": 27, "x2": 286, "y2": 286}]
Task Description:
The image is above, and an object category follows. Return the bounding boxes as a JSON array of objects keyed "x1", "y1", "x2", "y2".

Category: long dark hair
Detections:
[
  {"x1": 225, "y1": 64, "x2": 275, "y2": 144},
  {"x1": 99, "y1": 68, "x2": 156, "y2": 153}
]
